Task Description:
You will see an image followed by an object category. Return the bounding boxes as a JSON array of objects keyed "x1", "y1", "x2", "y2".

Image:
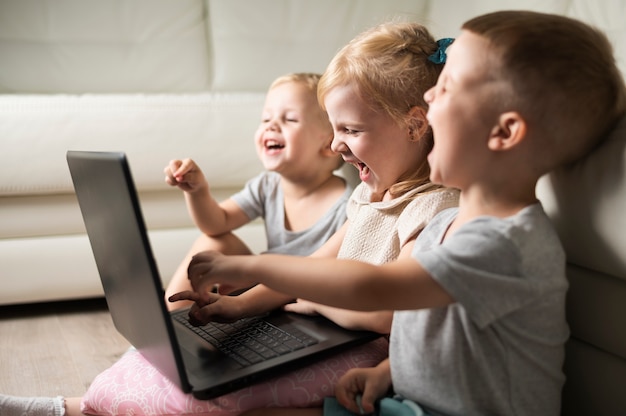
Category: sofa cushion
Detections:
[
  {"x1": 0, "y1": 93, "x2": 264, "y2": 196},
  {"x1": 536, "y1": 114, "x2": 626, "y2": 415},
  {"x1": 537, "y1": 115, "x2": 626, "y2": 279},
  {"x1": 207, "y1": 0, "x2": 429, "y2": 92},
  {"x1": 536, "y1": 115, "x2": 626, "y2": 355},
  {"x1": 0, "y1": 0, "x2": 210, "y2": 93}
]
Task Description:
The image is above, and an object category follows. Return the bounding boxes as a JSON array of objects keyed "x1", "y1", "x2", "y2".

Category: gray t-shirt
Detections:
[
  {"x1": 231, "y1": 171, "x2": 352, "y2": 256},
  {"x1": 390, "y1": 204, "x2": 569, "y2": 416}
]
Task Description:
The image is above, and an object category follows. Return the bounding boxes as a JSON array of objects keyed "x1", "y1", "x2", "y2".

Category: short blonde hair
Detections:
[
  {"x1": 318, "y1": 22, "x2": 444, "y2": 196},
  {"x1": 464, "y1": 11, "x2": 626, "y2": 170},
  {"x1": 270, "y1": 72, "x2": 323, "y2": 94}
]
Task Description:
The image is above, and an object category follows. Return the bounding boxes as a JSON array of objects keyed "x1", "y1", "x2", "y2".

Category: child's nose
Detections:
[
  {"x1": 266, "y1": 119, "x2": 280, "y2": 131},
  {"x1": 330, "y1": 135, "x2": 348, "y2": 154},
  {"x1": 424, "y1": 87, "x2": 435, "y2": 104}
]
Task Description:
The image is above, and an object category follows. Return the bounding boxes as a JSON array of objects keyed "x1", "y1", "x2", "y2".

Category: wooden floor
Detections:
[{"x1": 0, "y1": 298, "x2": 130, "y2": 398}]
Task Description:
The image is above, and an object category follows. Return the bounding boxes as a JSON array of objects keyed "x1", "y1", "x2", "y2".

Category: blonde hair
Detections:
[
  {"x1": 318, "y1": 22, "x2": 444, "y2": 196},
  {"x1": 270, "y1": 72, "x2": 323, "y2": 94},
  {"x1": 463, "y1": 11, "x2": 626, "y2": 170}
]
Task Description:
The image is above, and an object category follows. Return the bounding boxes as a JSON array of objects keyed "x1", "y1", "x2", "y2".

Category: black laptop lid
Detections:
[{"x1": 67, "y1": 150, "x2": 192, "y2": 393}]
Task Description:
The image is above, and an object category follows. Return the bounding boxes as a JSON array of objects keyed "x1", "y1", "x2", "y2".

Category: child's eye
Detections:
[
  {"x1": 284, "y1": 113, "x2": 299, "y2": 122},
  {"x1": 344, "y1": 128, "x2": 358, "y2": 135}
]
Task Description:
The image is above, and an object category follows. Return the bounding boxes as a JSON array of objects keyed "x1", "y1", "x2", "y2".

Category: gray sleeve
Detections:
[
  {"x1": 230, "y1": 171, "x2": 278, "y2": 221},
  {"x1": 413, "y1": 208, "x2": 566, "y2": 328}
]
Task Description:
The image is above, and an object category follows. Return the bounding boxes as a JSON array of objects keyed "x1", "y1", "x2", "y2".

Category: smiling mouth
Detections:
[
  {"x1": 356, "y1": 162, "x2": 370, "y2": 179},
  {"x1": 265, "y1": 139, "x2": 285, "y2": 150}
]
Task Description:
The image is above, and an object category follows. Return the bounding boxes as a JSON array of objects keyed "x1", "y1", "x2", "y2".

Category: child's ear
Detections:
[
  {"x1": 488, "y1": 112, "x2": 527, "y2": 151},
  {"x1": 407, "y1": 106, "x2": 429, "y2": 142}
]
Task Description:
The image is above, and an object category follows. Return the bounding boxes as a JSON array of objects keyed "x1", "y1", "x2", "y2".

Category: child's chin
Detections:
[{"x1": 261, "y1": 156, "x2": 283, "y2": 169}]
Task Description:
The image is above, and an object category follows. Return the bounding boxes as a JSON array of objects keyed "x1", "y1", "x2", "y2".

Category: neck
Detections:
[
  {"x1": 452, "y1": 178, "x2": 539, "y2": 227},
  {"x1": 281, "y1": 172, "x2": 341, "y2": 199}
]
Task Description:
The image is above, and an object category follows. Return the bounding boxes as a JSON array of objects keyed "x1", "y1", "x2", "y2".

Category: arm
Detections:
[
  {"x1": 285, "y1": 238, "x2": 415, "y2": 334},
  {"x1": 165, "y1": 159, "x2": 250, "y2": 235},
  {"x1": 284, "y1": 302, "x2": 392, "y2": 334},
  {"x1": 283, "y1": 237, "x2": 416, "y2": 334},
  {"x1": 175, "y1": 249, "x2": 454, "y2": 312}
]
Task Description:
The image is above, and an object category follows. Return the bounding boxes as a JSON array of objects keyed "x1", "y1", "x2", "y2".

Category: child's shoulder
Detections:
[
  {"x1": 404, "y1": 186, "x2": 460, "y2": 214},
  {"x1": 459, "y1": 203, "x2": 562, "y2": 257},
  {"x1": 396, "y1": 189, "x2": 459, "y2": 246},
  {"x1": 509, "y1": 203, "x2": 561, "y2": 244}
]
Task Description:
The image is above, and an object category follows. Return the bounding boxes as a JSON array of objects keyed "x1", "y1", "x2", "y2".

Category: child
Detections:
[
  {"x1": 177, "y1": 10, "x2": 626, "y2": 416},
  {"x1": 163, "y1": 72, "x2": 352, "y2": 311},
  {"x1": 0, "y1": 22, "x2": 459, "y2": 416}
]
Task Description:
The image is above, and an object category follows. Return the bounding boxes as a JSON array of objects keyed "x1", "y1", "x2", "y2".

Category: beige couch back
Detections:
[
  {"x1": 2, "y1": 0, "x2": 624, "y2": 94},
  {"x1": 537, "y1": 114, "x2": 626, "y2": 415}
]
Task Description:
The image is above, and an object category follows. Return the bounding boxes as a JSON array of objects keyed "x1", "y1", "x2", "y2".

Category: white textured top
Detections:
[{"x1": 337, "y1": 182, "x2": 459, "y2": 265}]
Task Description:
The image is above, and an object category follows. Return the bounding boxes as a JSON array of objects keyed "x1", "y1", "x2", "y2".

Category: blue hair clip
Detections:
[{"x1": 428, "y1": 38, "x2": 454, "y2": 64}]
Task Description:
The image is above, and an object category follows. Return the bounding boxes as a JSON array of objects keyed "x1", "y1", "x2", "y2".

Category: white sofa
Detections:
[{"x1": 1, "y1": 1, "x2": 625, "y2": 413}]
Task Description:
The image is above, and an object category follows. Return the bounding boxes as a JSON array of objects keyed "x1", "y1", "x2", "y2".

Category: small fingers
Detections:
[
  {"x1": 164, "y1": 158, "x2": 198, "y2": 186},
  {"x1": 356, "y1": 395, "x2": 366, "y2": 415},
  {"x1": 164, "y1": 160, "x2": 179, "y2": 186},
  {"x1": 169, "y1": 290, "x2": 219, "y2": 326},
  {"x1": 174, "y1": 158, "x2": 196, "y2": 180},
  {"x1": 335, "y1": 390, "x2": 362, "y2": 414},
  {"x1": 357, "y1": 391, "x2": 376, "y2": 414},
  {"x1": 168, "y1": 290, "x2": 201, "y2": 304},
  {"x1": 283, "y1": 299, "x2": 319, "y2": 316}
]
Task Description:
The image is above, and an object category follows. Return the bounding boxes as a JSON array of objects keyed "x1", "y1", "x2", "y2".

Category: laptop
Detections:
[{"x1": 66, "y1": 150, "x2": 379, "y2": 400}]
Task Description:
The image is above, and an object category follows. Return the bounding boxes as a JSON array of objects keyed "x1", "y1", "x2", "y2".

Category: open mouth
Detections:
[
  {"x1": 264, "y1": 139, "x2": 285, "y2": 150},
  {"x1": 356, "y1": 162, "x2": 370, "y2": 180},
  {"x1": 341, "y1": 152, "x2": 370, "y2": 181}
]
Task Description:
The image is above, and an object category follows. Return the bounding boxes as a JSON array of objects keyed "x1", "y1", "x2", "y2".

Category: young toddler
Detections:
[
  {"x1": 164, "y1": 72, "x2": 351, "y2": 311},
  {"x1": 180, "y1": 10, "x2": 626, "y2": 416}
]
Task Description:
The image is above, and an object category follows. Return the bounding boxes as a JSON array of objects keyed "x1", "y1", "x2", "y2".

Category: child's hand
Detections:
[
  {"x1": 169, "y1": 290, "x2": 246, "y2": 325},
  {"x1": 164, "y1": 158, "x2": 208, "y2": 193},
  {"x1": 283, "y1": 299, "x2": 320, "y2": 316},
  {"x1": 186, "y1": 250, "x2": 257, "y2": 296},
  {"x1": 335, "y1": 360, "x2": 392, "y2": 414}
]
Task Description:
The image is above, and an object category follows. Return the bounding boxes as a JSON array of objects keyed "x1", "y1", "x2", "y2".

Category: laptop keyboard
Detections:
[{"x1": 173, "y1": 313, "x2": 319, "y2": 367}]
